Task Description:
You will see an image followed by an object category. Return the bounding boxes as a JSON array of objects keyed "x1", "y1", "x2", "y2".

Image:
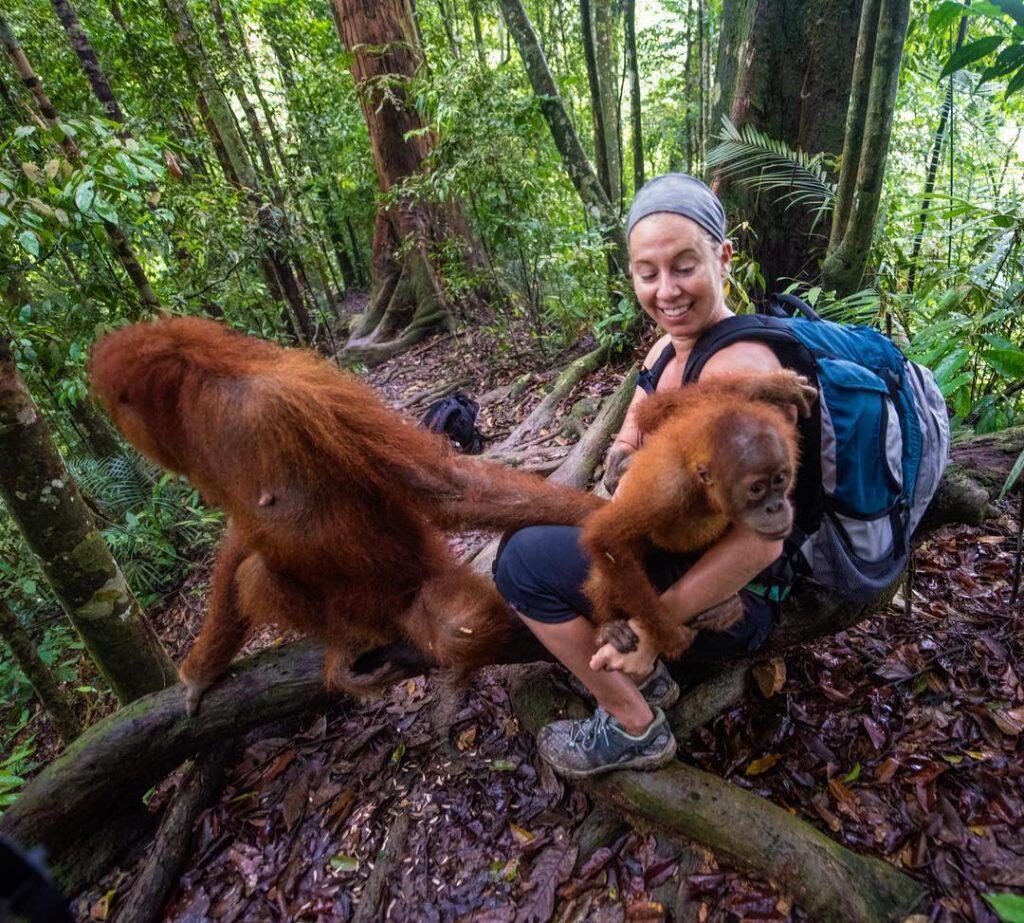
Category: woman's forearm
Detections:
[{"x1": 660, "y1": 526, "x2": 783, "y2": 622}]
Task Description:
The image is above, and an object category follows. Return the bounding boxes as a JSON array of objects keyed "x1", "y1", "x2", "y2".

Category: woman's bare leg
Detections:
[{"x1": 519, "y1": 614, "x2": 654, "y2": 735}]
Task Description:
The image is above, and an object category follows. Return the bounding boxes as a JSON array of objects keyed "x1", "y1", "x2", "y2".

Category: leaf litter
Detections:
[{"x1": 67, "y1": 331, "x2": 1024, "y2": 921}]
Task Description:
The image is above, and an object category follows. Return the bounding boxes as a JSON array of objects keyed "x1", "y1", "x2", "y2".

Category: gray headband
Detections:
[{"x1": 626, "y1": 173, "x2": 726, "y2": 243}]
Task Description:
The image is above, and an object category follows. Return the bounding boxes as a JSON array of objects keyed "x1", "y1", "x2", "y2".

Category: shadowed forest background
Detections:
[{"x1": 1, "y1": 0, "x2": 1024, "y2": 920}]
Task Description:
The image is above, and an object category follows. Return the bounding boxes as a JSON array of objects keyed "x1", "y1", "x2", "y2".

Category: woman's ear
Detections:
[{"x1": 719, "y1": 240, "x2": 733, "y2": 278}]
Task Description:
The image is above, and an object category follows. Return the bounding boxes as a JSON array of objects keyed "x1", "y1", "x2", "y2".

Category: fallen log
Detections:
[
  {"x1": 0, "y1": 641, "x2": 331, "y2": 871},
  {"x1": 507, "y1": 663, "x2": 926, "y2": 923},
  {"x1": 115, "y1": 743, "x2": 232, "y2": 923}
]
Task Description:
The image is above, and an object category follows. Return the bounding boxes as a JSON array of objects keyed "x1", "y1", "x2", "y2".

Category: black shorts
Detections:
[{"x1": 493, "y1": 525, "x2": 776, "y2": 660}]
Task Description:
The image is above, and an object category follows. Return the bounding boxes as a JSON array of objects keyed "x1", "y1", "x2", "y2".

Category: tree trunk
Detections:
[
  {"x1": 821, "y1": 0, "x2": 911, "y2": 295},
  {"x1": 580, "y1": 0, "x2": 611, "y2": 200},
  {"x1": 0, "y1": 343, "x2": 176, "y2": 704},
  {"x1": 496, "y1": 0, "x2": 628, "y2": 277},
  {"x1": 331, "y1": 0, "x2": 486, "y2": 365},
  {"x1": 712, "y1": 0, "x2": 863, "y2": 289},
  {"x1": 0, "y1": 12, "x2": 162, "y2": 313},
  {"x1": 161, "y1": 0, "x2": 313, "y2": 342},
  {"x1": 50, "y1": 0, "x2": 126, "y2": 124},
  {"x1": 70, "y1": 395, "x2": 123, "y2": 459},
  {"x1": 592, "y1": 0, "x2": 621, "y2": 210},
  {"x1": 623, "y1": 0, "x2": 644, "y2": 193},
  {"x1": 207, "y1": 0, "x2": 280, "y2": 193},
  {"x1": 906, "y1": 8, "x2": 970, "y2": 295},
  {"x1": 0, "y1": 597, "x2": 82, "y2": 744}
]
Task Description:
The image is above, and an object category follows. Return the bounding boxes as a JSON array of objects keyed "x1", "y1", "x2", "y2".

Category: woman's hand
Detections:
[
  {"x1": 589, "y1": 619, "x2": 657, "y2": 679},
  {"x1": 602, "y1": 440, "x2": 635, "y2": 496}
]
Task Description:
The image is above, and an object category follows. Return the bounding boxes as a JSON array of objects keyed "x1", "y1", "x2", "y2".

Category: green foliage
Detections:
[
  {"x1": 707, "y1": 118, "x2": 836, "y2": 228},
  {"x1": 986, "y1": 892, "x2": 1024, "y2": 923},
  {"x1": 0, "y1": 741, "x2": 39, "y2": 813}
]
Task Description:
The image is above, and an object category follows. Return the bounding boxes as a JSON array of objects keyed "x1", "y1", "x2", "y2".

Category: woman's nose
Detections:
[{"x1": 656, "y1": 272, "x2": 678, "y2": 300}]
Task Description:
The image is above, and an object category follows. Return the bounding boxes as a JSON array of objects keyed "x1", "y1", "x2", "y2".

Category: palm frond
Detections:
[{"x1": 707, "y1": 117, "x2": 836, "y2": 228}]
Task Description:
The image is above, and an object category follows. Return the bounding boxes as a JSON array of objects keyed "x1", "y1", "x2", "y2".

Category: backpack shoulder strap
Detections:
[
  {"x1": 682, "y1": 314, "x2": 809, "y2": 383},
  {"x1": 637, "y1": 341, "x2": 677, "y2": 395}
]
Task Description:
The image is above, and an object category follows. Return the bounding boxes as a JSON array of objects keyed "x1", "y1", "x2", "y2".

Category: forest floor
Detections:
[{"x1": 21, "y1": 326, "x2": 1024, "y2": 922}]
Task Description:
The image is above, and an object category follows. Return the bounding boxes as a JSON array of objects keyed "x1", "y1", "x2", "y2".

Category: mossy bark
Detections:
[
  {"x1": 0, "y1": 641, "x2": 330, "y2": 875},
  {"x1": 822, "y1": 0, "x2": 911, "y2": 295},
  {"x1": 0, "y1": 345, "x2": 175, "y2": 704},
  {"x1": 508, "y1": 664, "x2": 925, "y2": 923},
  {"x1": 711, "y1": 0, "x2": 863, "y2": 289},
  {"x1": 333, "y1": 0, "x2": 486, "y2": 359}
]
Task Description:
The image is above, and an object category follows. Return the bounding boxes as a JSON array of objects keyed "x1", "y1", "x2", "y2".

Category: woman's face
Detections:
[{"x1": 628, "y1": 212, "x2": 732, "y2": 340}]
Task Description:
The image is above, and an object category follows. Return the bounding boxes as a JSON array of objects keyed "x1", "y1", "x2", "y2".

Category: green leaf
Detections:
[
  {"x1": 13, "y1": 125, "x2": 35, "y2": 140},
  {"x1": 933, "y1": 348, "x2": 970, "y2": 383},
  {"x1": 940, "y1": 35, "x2": 1006, "y2": 79},
  {"x1": 841, "y1": 762, "x2": 861, "y2": 783},
  {"x1": 981, "y1": 347, "x2": 1024, "y2": 378},
  {"x1": 74, "y1": 180, "x2": 95, "y2": 213},
  {"x1": 17, "y1": 230, "x2": 39, "y2": 258},
  {"x1": 999, "y1": 449, "x2": 1024, "y2": 499},
  {"x1": 93, "y1": 197, "x2": 118, "y2": 225},
  {"x1": 980, "y1": 42, "x2": 1024, "y2": 80},
  {"x1": 990, "y1": 0, "x2": 1024, "y2": 25},
  {"x1": 985, "y1": 892, "x2": 1024, "y2": 922},
  {"x1": 329, "y1": 853, "x2": 359, "y2": 873},
  {"x1": 1006, "y1": 64, "x2": 1024, "y2": 95},
  {"x1": 930, "y1": 1, "x2": 970, "y2": 32}
]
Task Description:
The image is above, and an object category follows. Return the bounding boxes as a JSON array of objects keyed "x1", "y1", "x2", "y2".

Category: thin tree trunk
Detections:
[
  {"x1": 50, "y1": 0, "x2": 126, "y2": 124},
  {"x1": 822, "y1": 0, "x2": 910, "y2": 295},
  {"x1": 0, "y1": 13, "x2": 162, "y2": 313},
  {"x1": 208, "y1": 0, "x2": 280, "y2": 194},
  {"x1": 907, "y1": 7, "x2": 969, "y2": 294},
  {"x1": 230, "y1": 5, "x2": 291, "y2": 185},
  {"x1": 592, "y1": 0, "x2": 621, "y2": 210},
  {"x1": 580, "y1": 0, "x2": 611, "y2": 200},
  {"x1": 496, "y1": 0, "x2": 628, "y2": 275},
  {"x1": 161, "y1": 0, "x2": 313, "y2": 341},
  {"x1": 0, "y1": 597, "x2": 82, "y2": 744},
  {"x1": 827, "y1": 0, "x2": 880, "y2": 254},
  {"x1": 0, "y1": 343, "x2": 176, "y2": 704},
  {"x1": 471, "y1": 0, "x2": 486, "y2": 67},
  {"x1": 623, "y1": 0, "x2": 644, "y2": 192}
]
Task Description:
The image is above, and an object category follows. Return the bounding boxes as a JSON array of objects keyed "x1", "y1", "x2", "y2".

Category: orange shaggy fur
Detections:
[
  {"x1": 89, "y1": 317, "x2": 603, "y2": 712},
  {"x1": 582, "y1": 371, "x2": 815, "y2": 659}
]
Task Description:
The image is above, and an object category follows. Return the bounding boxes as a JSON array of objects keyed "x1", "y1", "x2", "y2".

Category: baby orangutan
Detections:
[
  {"x1": 89, "y1": 317, "x2": 604, "y2": 714},
  {"x1": 582, "y1": 370, "x2": 817, "y2": 659}
]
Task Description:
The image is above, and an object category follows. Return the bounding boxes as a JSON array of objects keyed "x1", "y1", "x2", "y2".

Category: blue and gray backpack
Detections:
[{"x1": 681, "y1": 294, "x2": 950, "y2": 603}]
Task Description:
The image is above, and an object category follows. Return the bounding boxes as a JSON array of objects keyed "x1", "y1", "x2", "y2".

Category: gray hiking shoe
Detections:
[
  {"x1": 536, "y1": 706, "x2": 677, "y2": 779},
  {"x1": 562, "y1": 660, "x2": 680, "y2": 710}
]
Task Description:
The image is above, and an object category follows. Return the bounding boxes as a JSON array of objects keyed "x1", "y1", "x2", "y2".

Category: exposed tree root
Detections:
[
  {"x1": 114, "y1": 744, "x2": 232, "y2": 923},
  {"x1": 0, "y1": 641, "x2": 331, "y2": 876},
  {"x1": 2, "y1": 422, "x2": 1003, "y2": 901},
  {"x1": 493, "y1": 344, "x2": 608, "y2": 451},
  {"x1": 351, "y1": 812, "x2": 412, "y2": 923},
  {"x1": 506, "y1": 663, "x2": 926, "y2": 923},
  {"x1": 549, "y1": 366, "x2": 637, "y2": 488}
]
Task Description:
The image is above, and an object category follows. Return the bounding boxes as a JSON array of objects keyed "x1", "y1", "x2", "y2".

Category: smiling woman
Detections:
[{"x1": 493, "y1": 173, "x2": 797, "y2": 779}]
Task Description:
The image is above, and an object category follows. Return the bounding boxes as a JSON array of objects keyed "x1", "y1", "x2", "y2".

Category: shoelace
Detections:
[{"x1": 567, "y1": 708, "x2": 613, "y2": 752}]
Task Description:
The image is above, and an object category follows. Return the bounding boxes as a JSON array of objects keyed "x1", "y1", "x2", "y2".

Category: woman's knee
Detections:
[{"x1": 492, "y1": 524, "x2": 592, "y2": 623}]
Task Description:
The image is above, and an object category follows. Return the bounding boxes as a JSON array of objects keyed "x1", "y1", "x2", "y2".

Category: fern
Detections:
[{"x1": 707, "y1": 117, "x2": 836, "y2": 229}]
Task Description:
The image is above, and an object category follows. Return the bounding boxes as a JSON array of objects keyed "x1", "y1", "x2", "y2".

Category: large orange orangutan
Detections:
[{"x1": 90, "y1": 317, "x2": 603, "y2": 713}]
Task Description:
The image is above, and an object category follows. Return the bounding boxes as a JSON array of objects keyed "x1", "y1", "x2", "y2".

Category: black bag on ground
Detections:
[{"x1": 420, "y1": 392, "x2": 485, "y2": 454}]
